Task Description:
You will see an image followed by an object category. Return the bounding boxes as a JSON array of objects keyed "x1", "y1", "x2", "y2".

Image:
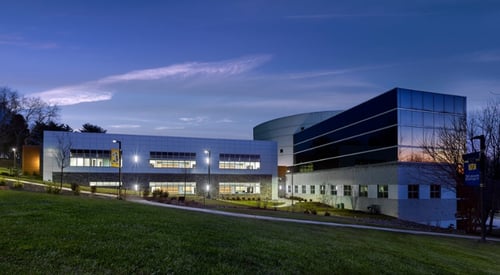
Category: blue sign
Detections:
[{"x1": 463, "y1": 152, "x2": 480, "y2": 186}]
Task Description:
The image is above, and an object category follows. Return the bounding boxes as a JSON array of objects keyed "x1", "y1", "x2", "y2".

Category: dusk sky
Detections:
[{"x1": 2, "y1": 1, "x2": 500, "y2": 139}]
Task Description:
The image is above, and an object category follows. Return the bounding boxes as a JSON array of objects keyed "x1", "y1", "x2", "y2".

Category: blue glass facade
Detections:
[{"x1": 293, "y1": 88, "x2": 466, "y2": 172}]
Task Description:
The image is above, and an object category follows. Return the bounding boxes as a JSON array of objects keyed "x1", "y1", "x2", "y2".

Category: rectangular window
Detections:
[
  {"x1": 302, "y1": 185, "x2": 306, "y2": 194},
  {"x1": 287, "y1": 185, "x2": 291, "y2": 193},
  {"x1": 430, "y1": 184, "x2": 441, "y2": 199},
  {"x1": 310, "y1": 185, "x2": 316, "y2": 194},
  {"x1": 331, "y1": 185, "x2": 337, "y2": 195},
  {"x1": 219, "y1": 182, "x2": 260, "y2": 194},
  {"x1": 294, "y1": 185, "x2": 299, "y2": 194},
  {"x1": 70, "y1": 149, "x2": 112, "y2": 167},
  {"x1": 149, "y1": 151, "x2": 196, "y2": 169},
  {"x1": 150, "y1": 182, "x2": 196, "y2": 195},
  {"x1": 377, "y1": 185, "x2": 388, "y2": 198},
  {"x1": 320, "y1": 185, "x2": 326, "y2": 195},
  {"x1": 344, "y1": 185, "x2": 352, "y2": 196},
  {"x1": 408, "y1": 184, "x2": 419, "y2": 199},
  {"x1": 219, "y1": 153, "x2": 261, "y2": 170},
  {"x1": 359, "y1": 185, "x2": 368, "y2": 197}
]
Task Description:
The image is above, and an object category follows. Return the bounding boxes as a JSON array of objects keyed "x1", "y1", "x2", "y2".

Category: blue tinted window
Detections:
[
  {"x1": 423, "y1": 112, "x2": 434, "y2": 127},
  {"x1": 423, "y1": 128, "x2": 435, "y2": 144},
  {"x1": 423, "y1": 93, "x2": 433, "y2": 111},
  {"x1": 399, "y1": 110, "x2": 412, "y2": 126},
  {"x1": 399, "y1": 126, "x2": 412, "y2": 146},
  {"x1": 412, "y1": 111, "x2": 423, "y2": 127},
  {"x1": 455, "y1": 97, "x2": 465, "y2": 114},
  {"x1": 412, "y1": 91, "x2": 423, "y2": 109},
  {"x1": 412, "y1": 128, "x2": 423, "y2": 146},
  {"x1": 434, "y1": 113, "x2": 445, "y2": 128},
  {"x1": 434, "y1": 94, "x2": 444, "y2": 112},
  {"x1": 444, "y1": 95, "x2": 454, "y2": 113},
  {"x1": 399, "y1": 90, "x2": 412, "y2": 108}
]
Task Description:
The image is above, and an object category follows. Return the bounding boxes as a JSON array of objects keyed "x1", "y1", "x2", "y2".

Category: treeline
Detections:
[{"x1": 0, "y1": 86, "x2": 106, "y2": 159}]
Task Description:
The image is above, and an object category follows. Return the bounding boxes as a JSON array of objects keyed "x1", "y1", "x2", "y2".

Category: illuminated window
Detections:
[
  {"x1": 70, "y1": 149, "x2": 111, "y2": 167},
  {"x1": 430, "y1": 184, "x2": 441, "y2": 199},
  {"x1": 219, "y1": 154, "x2": 260, "y2": 170},
  {"x1": 310, "y1": 185, "x2": 315, "y2": 194},
  {"x1": 150, "y1": 182, "x2": 196, "y2": 194},
  {"x1": 408, "y1": 184, "x2": 419, "y2": 199},
  {"x1": 344, "y1": 185, "x2": 352, "y2": 196},
  {"x1": 219, "y1": 182, "x2": 260, "y2": 194},
  {"x1": 149, "y1": 152, "x2": 196, "y2": 169},
  {"x1": 359, "y1": 185, "x2": 368, "y2": 197},
  {"x1": 287, "y1": 185, "x2": 291, "y2": 193},
  {"x1": 320, "y1": 185, "x2": 326, "y2": 195},
  {"x1": 378, "y1": 185, "x2": 388, "y2": 198}
]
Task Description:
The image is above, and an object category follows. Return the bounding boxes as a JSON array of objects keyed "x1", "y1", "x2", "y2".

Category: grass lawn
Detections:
[{"x1": 1, "y1": 191, "x2": 499, "y2": 274}]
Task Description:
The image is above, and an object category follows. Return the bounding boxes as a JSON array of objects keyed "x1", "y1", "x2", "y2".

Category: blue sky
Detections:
[{"x1": 1, "y1": 0, "x2": 500, "y2": 139}]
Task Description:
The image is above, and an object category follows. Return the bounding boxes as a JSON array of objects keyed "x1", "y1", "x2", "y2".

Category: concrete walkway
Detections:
[{"x1": 130, "y1": 199, "x2": 500, "y2": 243}]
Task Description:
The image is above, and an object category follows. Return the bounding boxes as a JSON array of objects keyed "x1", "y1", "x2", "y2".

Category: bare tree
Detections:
[
  {"x1": 468, "y1": 99, "x2": 500, "y2": 234},
  {"x1": 20, "y1": 96, "x2": 59, "y2": 129},
  {"x1": 54, "y1": 133, "x2": 72, "y2": 190},
  {"x1": 420, "y1": 115, "x2": 467, "y2": 193}
]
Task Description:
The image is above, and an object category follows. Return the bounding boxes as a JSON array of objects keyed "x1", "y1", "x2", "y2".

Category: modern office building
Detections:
[
  {"x1": 253, "y1": 111, "x2": 341, "y2": 167},
  {"x1": 284, "y1": 87, "x2": 466, "y2": 227},
  {"x1": 42, "y1": 131, "x2": 278, "y2": 199},
  {"x1": 253, "y1": 111, "x2": 341, "y2": 198}
]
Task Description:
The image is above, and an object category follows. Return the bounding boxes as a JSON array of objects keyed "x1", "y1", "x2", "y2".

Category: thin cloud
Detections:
[
  {"x1": 179, "y1": 116, "x2": 208, "y2": 124},
  {"x1": 109, "y1": 124, "x2": 141, "y2": 129},
  {"x1": 286, "y1": 12, "x2": 431, "y2": 20},
  {"x1": 33, "y1": 55, "x2": 271, "y2": 106},
  {"x1": 0, "y1": 34, "x2": 59, "y2": 49},
  {"x1": 33, "y1": 83, "x2": 113, "y2": 105},
  {"x1": 468, "y1": 50, "x2": 500, "y2": 62},
  {"x1": 284, "y1": 64, "x2": 395, "y2": 80}
]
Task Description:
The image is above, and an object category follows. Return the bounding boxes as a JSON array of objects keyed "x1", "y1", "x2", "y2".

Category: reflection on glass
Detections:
[
  {"x1": 412, "y1": 91, "x2": 423, "y2": 109},
  {"x1": 399, "y1": 90, "x2": 412, "y2": 109},
  {"x1": 399, "y1": 126, "x2": 412, "y2": 146},
  {"x1": 434, "y1": 113, "x2": 445, "y2": 128},
  {"x1": 455, "y1": 97, "x2": 465, "y2": 113},
  {"x1": 399, "y1": 110, "x2": 412, "y2": 126},
  {"x1": 412, "y1": 111, "x2": 423, "y2": 127},
  {"x1": 412, "y1": 127, "x2": 423, "y2": 146},
  {"x1": 434, "y1": 94, "x2": 444, "y2": 112},
  {"x1": 444, "y1": 95, "x2": 454, "y2": 113},
  {"x1": 423, "y1": 112, "x2": 434, "y2": 127},
  {"x1": 423, "y1": 93, "x2": 433, "y2": 111}
]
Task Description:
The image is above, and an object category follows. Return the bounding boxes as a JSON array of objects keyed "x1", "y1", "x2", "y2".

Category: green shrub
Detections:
[
  {"x1": 71, "y1": 183, "x2": 80, "y2": 196},
  {"x1": 152, "y1": 189, "x2": 162, "y2": 198},
  {"x1": 160, "y1": 190, "x2": 169, "y2": 198},
  {"x1": 142, "y1": 188, "x2": 150, "y2": 197},
  {"x1": 91, "y1": 186, "x2": 97, "y2": 193},
  {"x1": 45, "y1": 183, "x2": 61, "y2": 194},
  {"x1": 324, "y1": 211, "x2": 331, "y2": 216},
  {"x1": 12, "y1": 181, "x2": 24, "y2": 189},
  {"x1": 0, "y1": 179, "x2": 6, "y2": 186}
]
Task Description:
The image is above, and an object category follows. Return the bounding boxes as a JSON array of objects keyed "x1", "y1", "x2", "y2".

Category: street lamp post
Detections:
[
  {"x1": 471, "y1": 135, "x2": 486, "y2": 242},
  {"x1": 113, "y1": 139, "x2": 122, "y2": 199},
  {"x1": 287, "y1": 167, "x2": 294, "y2": 211},
  {"x1": 12, "y1": 148, "x2": 16, "y2": 176},
  {"x1": 204, "y1": 150, "x2": 211, "y2": 199}
]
